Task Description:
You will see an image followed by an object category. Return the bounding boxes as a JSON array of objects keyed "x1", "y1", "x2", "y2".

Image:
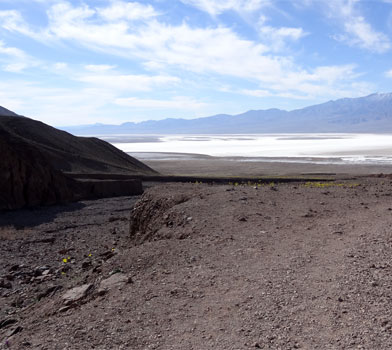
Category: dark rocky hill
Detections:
[
  {"x1": 0, "y1": 114, "x2": 156, "y2": 175},
  {"x1": 0, "y1": 110, "x2": 156, "y2": 209}
]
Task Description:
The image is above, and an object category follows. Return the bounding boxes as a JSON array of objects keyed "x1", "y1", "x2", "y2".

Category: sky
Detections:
[{"x1": 0, "y1": 0, "x2": 391, "y2": 126}]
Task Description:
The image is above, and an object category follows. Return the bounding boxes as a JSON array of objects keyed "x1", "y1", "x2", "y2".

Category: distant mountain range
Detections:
[{"x1": 61, "y1": 93, "x2": 392, "y2": 135}]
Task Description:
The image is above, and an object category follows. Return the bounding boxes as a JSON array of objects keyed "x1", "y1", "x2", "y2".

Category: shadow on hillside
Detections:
[{"x1": 0, "y1": 202, "x2": 86, "y2": 229}]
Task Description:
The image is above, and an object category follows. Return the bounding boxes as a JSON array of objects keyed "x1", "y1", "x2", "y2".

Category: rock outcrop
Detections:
[{"x1": 0, "y1": 130, "x2": 81, "y2": 210}]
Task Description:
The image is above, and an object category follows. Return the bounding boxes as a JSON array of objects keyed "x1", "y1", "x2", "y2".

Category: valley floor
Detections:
[
  {"x1": 1, "y1": 176, "x2": 392, "y2": 349},
  {"x1": 143, "y1": 157, "x2": 392, "y2": 177}
]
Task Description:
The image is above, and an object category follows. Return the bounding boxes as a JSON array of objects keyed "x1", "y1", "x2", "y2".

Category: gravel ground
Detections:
[{"x1": 1, "y1": 176, "x2": 392, "y2": 349}]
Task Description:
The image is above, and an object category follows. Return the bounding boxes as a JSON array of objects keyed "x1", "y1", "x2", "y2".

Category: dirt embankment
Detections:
[{"x1": 2, "y1": 178, "x2": 392, "y2": 349}]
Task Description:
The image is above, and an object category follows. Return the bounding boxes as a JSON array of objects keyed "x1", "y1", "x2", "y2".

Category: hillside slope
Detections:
[
  {"x1": 0, "y1": 114, "x2": 156, "y2": 175},
  {"x1": 2, "y1": 179, "x2": 392, "y2": 348}
]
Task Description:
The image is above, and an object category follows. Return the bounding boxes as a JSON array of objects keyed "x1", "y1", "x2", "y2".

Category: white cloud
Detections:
[
  {"x1": 180, "y1": 0, "x2": 271, "y2": 16},
  {"x1": 239, "y1": 64, "x2": 373, "y2": 100},
  {"x1": 0, "y1": 1, "x2": 375, "y2": 102},
  {"x1": 327, "y1": 0, "x2": 391, "y2": 53},
  {"x1": 0, "y1": 9, "x2": 40, "y2": 39},
  {"x1": 0, "y1": 40, "x2": 34, "y2": 72},
  {"x1": 0, "y1": 78, "x2": 141, "y2": 125},
  {"x1": 77, "y1": 72, "x2": 180, "y2": 91},
  {"x1": 53, "y1": 62, "x2": 68, "y2": 70},
  {"x1": 0, "y1": 77, "x2": 213, "y2": 124},
  {"x1": 0, "y1": 40, "x2": 26, "y2": 59},
  {"x1": 386, "y1": 69, "x2": 392, "y2": 78},
  {"x1": 85, "y1": 64, "x2": 116, "y2": 72},
  {"x1": 240, "y1": 89, "x2": 272, "y2": 97},
  {"x1": 259, "y1": 25, "x2": 307, "y2": 51},
  {"x1": 99, "y1": 1, "x2": 158, "y2": 21},
  {"x1": 115, "y1": 96, "x2": 208, "y2": 110}
]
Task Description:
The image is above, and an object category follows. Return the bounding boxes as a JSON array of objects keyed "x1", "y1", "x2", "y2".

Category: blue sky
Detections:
[{"x1": 0, "y1": 0, "x2": 391, "y2": 126}]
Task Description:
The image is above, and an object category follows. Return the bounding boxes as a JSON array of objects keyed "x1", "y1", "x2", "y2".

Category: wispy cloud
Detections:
[
  {"x1": 0, "y1": 1, "x2": 374, "y2": 101},
  {"x1": 179, "y1": 0, "x2": 271, "y2": 16},
  {"x1": 0, "y1": 40, "x2": 36, "y2": 72},
  {"x1": 84, "y1": 64, "x2": 117, "y2": 72},
  {"x1": 0, "y1": 80, "x2": 117, "y2": 125},
  {"x1": 327, "y1": 0, "x2": 391, "y2": 53},
  {"x1": 115, "y1": 96, "x2": 208, "y2": 110},
  {"x1": 77, "y1": 71, "x2": 181, "y2": 92},
  {"x1": 99, "y1": 1, "x2": 158, "y2": 21},
  {"x1": 386, "y1": 69, "x2": 392, "y2": 78},
  {"x1": 258, "y1": 24, "x2": 307, "y2": 52},
  {"x1": 0, "y1": 10, "x2": 39, "y2": 39},
  {"x1": 0, "y1": 1, "x2": 364, "y2": 100}
]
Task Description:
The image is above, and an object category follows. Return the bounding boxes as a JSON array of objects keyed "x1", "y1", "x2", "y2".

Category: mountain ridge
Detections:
[{"x1": 59, "y1": 92, "x2": 392, "y2": 134}]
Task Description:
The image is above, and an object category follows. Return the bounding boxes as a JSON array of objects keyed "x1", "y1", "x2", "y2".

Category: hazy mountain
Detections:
[{"x1": 62, "y1": 93, "x2": 392, "y2": 135}]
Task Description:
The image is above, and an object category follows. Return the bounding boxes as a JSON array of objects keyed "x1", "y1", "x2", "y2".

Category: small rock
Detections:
[
  {"x1": 100, "y1": 251, "x2": 115, "y2": 260},
  {"x1": 4, "y1": 274, "x2": 14, "y2": 281},
  {"x1": 38, "y1": 285, "x2": 62, "y2": 300},
  {"x1": 34, "y1": 266, "x2": 50, "y2": 276},
  {"x1": 7, "y1": 326, "x2": 23, "y2": 337},
  {"x1": 62, "y1": 284, "x2": 93, "y2": 305},
  {"x1": 0, "y1": 279, "x2": 12, "y2": 289},
  {"x1": 81, "y1": 261, "x2": 92, "y2": 269},
  {"x1": 97, "y1": 273, "x2": 133, "y2": 295},
  {"x1": 9, "y1": 265, "x2": 20, "y2": 272},
  {"x1": 58, "y1": 306, "x2": 71, "y2": 313},
  {"x1": 0, "y1": 319, "x2": 17, "y2": 329}
]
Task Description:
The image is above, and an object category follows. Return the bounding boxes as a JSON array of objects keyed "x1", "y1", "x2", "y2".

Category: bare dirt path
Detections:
[{"x1": 2, "y1": 177, "x2": 392, "y2": 349}]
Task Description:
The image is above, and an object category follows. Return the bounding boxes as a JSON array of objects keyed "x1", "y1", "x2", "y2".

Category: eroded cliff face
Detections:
[{"x1": 0, "y1": 132, "x2": 80, "y2": 210}]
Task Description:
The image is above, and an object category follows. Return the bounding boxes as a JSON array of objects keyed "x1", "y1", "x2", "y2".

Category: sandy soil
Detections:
[
  {"x1": 2, "y1": 175, "x2": 392, "y2": 349},
  {"x1": 143, "y1": 158, "x2": 392, "y2": 176}
]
